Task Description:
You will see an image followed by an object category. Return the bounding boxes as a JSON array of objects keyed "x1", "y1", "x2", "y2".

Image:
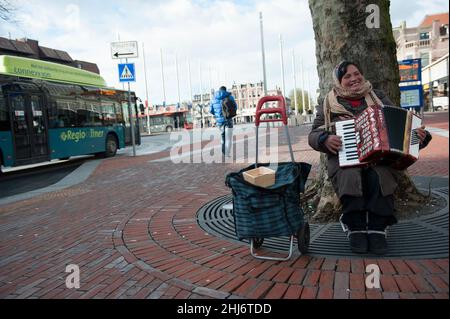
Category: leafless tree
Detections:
[{"x1": 0, "y1": 0, "x2": 16, "y2": 23}]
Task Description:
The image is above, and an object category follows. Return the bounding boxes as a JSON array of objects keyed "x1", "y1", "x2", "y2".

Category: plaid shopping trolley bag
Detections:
[{"x1": 225, "y1": 95, "x2": 312, "y2": 261}]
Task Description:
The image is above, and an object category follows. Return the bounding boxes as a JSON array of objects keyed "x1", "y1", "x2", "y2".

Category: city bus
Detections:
[
  {"x1": 139, "y1": 109, "x2": 193, "y2": 133},
  {"x1": 0, "y1": 55, "x2": 140, "y2": 173}
]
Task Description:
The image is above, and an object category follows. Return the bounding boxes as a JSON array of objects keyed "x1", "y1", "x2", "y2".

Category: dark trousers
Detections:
[{"x1": 340, "y1": 167, "x2": 397, "y2": 231}]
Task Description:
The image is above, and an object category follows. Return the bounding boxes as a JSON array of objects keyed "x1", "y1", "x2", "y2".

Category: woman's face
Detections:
[{"x1": 341, "y1": 64, "x2": 365, "y2": 92}]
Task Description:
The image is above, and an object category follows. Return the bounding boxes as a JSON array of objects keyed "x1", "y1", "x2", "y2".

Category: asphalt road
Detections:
[{"x1": 0, "y1": 159, "x2": 85, "y2": 199}]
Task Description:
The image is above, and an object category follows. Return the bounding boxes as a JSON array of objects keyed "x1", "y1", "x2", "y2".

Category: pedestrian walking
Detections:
[{"x1": 210, "y1": 86, "x2": 237, "y2": 157}]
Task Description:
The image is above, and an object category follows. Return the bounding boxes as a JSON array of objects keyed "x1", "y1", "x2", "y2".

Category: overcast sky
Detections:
[{"x1": 1, "y1": 0, "x2": 448, "y2": 105}]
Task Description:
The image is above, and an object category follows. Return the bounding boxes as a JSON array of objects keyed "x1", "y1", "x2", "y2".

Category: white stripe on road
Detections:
[{"x1": 427, "y1": 126, "x2": 449, "y2": 138}]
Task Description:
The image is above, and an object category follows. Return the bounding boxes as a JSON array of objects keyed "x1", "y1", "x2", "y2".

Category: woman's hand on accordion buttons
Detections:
[
  {"x1": 416, "y1": 125, "x2": 427, "y2": 144},
  {"x1": 324, "y1": 135, "x2": 343, "y2": 155}
]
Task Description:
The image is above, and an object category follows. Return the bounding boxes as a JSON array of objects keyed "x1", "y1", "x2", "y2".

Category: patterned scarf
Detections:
[{"x1": 322, "y1": 63, "x2": 384, "y2": 131}]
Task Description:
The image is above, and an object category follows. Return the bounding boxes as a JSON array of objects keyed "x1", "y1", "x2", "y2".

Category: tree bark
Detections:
[{"x1": 306, "y1": 0, "x2": 427, "y2": 222}]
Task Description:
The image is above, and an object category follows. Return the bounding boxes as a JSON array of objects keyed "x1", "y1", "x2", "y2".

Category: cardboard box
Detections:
[{"x1": 243, "y1": 166, "x2": 276, "y2": 188}]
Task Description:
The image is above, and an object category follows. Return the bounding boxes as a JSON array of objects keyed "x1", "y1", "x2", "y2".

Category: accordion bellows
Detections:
[{"x1": 336, "y1": 105, "x2": 422, "y2": 169}]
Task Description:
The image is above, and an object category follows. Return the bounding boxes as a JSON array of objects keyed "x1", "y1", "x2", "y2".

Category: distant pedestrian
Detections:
[{"x1": 210, "y1": 86, "x2": 237, "y2": 157}]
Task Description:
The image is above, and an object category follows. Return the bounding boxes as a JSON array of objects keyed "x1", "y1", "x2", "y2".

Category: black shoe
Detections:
[
  {"x1": 348, "y1": 231, "x2": 368, "y2": 254},
  {"x1": 368, "y1": 231, "x2": 388, "y2": 255}
]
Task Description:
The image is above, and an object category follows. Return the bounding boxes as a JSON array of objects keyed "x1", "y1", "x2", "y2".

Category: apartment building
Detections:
[{"x1": 393, "y1": 13, "x2": 449, "y2": 66}]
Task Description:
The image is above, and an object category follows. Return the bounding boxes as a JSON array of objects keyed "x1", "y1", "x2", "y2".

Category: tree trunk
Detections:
[{"x1": 305, "y1": 0, "x2": 427, "y2": 222}]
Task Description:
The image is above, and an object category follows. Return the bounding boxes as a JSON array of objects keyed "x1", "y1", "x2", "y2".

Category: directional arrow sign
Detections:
[{"x1": 111, "y1": 41, "x2": 138, "y2": 59}]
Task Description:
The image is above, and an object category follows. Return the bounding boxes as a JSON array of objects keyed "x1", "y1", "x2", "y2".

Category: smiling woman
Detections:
[{"x1": 308, "y1": 60, "x2": 433, "y2": 256}]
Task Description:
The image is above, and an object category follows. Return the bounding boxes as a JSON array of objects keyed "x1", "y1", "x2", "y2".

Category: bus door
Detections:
[{"x1": 9, "y1": 93, "x2": 49, "y2": 165}]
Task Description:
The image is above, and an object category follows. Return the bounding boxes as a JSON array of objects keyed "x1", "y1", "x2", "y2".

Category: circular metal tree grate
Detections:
[{"x1": 196, "y1": 188, "x2": 449, "y2": 259}]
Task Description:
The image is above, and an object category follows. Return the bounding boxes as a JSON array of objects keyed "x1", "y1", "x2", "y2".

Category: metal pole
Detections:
[
  {"x1": 292, "y1": 50, "x2": 298, "y2": 116},
  {"x1": 126, "y1": 58, "x2": 136, "y2": 157},
  {"x1": 307, "y1": 69, "x2": 312, "y2": 112},
  {"x1": 160, "y1": 48, "x2": 166, "y2": 106},
  {"x1": 199, "y1": 61, "x2": 204, "y2": 128},
  {"x1": 188, "y1": 59, "x2": 193, "y2": 103},
  {"x1": 175, "y1": 52, "x2": 181, "y2": 108},
  {"x1": 118, "y1": 33, "x2": 125, "y2": 91},
  {"x1": 142, "y1": 42, "x2": 151, "y2": 135},
  {"x1": 208, "y1": 65, "x2": 213, "y2": 100},
  {"x1": 259, "y1": 12, "x2": 268, "y2": 96},
  {"x1": 279, "y1": 34, "x2": 286, "y2": 99},
  {"x1": 187, "y1": 59, "x2": 195, "y2": 127},
  {"x1": 301, "y1": 57, "x2": 306, "y2": 116}
]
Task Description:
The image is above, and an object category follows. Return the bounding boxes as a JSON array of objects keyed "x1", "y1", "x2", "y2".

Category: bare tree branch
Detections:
[{"x1": 0, "y1": 0, "x2": 16, "y2": 22}]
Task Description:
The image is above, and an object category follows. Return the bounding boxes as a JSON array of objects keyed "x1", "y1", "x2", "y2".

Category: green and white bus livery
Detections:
[{"x1": 0, "y1": 55, "x2": 140, "y2": 172}]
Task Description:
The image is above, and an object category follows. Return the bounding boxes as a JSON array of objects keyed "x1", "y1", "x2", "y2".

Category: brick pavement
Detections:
[{"x1": 0, "y1": 115, "x2": 448, "y2": 299}]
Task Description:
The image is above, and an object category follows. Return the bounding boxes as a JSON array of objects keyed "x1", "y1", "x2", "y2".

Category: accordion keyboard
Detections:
[{"x1": 335, "y1": 119, "x2": 360, "y2": 167}]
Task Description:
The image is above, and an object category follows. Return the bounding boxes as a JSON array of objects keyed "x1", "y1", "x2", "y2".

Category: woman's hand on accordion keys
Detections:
[
  {"x1": 324, "y1": 135, "x2": 343, "y2": 155},
  {"x1": 324, "y1": 115, "x2": 354, "y2": 155},
  {"x1": 416, "y1": 125, "x2": 427, "y2": 144}
]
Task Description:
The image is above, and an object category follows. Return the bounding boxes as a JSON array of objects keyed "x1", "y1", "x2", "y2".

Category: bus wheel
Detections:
[
  {"x1": 105, "y1": 135, "x2": 118, "y2": 157},
  {"x1": 166, "y1": 126, "x2": 173, "y2": 133}
]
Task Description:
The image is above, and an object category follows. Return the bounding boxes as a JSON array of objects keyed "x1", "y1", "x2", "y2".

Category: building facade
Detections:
[
  {"x1": 393, "y1": 13, "x2": 449, "y2": 111},
  {"x1": 394, "y1": 13, "x2": 449, "y2": 66},
  {"x1": 189, "y1": 82, "x2": 285, "y2": 127},
  {"x1": 230, "y1": 82, "x2": 283, "y2": 124},
  {"x1": 0, "y1": 37, "x2": 99, "y2": 74}
]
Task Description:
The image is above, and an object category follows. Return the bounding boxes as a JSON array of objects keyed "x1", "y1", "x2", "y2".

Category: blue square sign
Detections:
[{"x1": 118, "y1": 63, "x2": 136, "y2": 82}]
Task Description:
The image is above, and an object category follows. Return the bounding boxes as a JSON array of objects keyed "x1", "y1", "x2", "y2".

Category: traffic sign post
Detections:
[{"x1": 111, "y1": 41, "x2": 139, "y2": 157}]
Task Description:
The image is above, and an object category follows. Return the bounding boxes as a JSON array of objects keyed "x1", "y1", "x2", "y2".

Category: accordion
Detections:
[{"x1": 335, "y1": 105, "x2": 422, "y2": 170}]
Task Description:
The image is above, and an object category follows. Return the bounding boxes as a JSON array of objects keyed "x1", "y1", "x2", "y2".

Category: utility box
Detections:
[{"x1": 243, "y1": 166, "x2": 276, "y2": 188}]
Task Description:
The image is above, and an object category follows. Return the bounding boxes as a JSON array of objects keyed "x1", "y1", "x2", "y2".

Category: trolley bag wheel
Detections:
[
  {"x1": 251, "y1": 238, "x2": 264, "y2": 249},
  {"x1": 297, "y1": 222, "x2": 310, "y2": 254}
]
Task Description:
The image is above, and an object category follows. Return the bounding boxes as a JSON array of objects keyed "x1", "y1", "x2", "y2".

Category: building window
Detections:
[
  {"x1": 419, "y1": 32, "x2": 429, "y2": 40},
  {"x1": 440, "y1": 25, "x2": 449, "y2": 36},
  {"x1": 420, "y1": 52, "x2": 430, "y2": 67}
]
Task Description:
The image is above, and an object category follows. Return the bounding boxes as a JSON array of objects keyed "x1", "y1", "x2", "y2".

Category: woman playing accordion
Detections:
[{"x1": 308, "y1": 61, "x2": 432, "y2": 255}]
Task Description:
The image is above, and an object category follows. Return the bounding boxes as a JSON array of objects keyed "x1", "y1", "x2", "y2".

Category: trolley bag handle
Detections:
[
  {"x1": 255, "y1": 95, "x2": 288, "y2": 126},
  {"x1": 255, "y1": 95, "x2": 295, "y2": 164}
]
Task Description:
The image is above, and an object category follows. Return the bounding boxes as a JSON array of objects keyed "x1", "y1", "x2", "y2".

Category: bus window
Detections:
[
  {"x1": 30, "y1": 95, "x2": 45, "y2": 134},
  {"x1": 0, "y1": 94, "x2": 10, "y2": 131},
  {"x1": 55, "y1": 99, "x2": 78, "y2": 127},
  {"x1": 11, "y1": 94, "x2": 27, "y2": 134},
  {"x1": 101, "y1": 97, "x2": 117, "y2": 126},
  {"x1": 115, "y1": 102, "x2": 124, "y2": 124},
  {"x1": 81, "y1": 97, "x2": 102, "y2": 127}
]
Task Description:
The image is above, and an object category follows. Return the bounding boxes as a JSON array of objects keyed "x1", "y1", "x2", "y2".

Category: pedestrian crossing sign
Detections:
[{"x1": 118, "y1": 63, "x2": 136, "y2": 82}]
